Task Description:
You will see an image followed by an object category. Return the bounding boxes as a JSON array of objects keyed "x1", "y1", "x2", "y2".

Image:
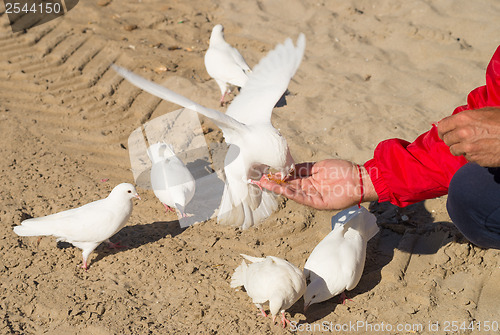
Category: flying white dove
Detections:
[
  {"x1": 303, "y1": 206, "x2": 379, "y2": 310},
  {"x1": 147, "y1": 142, "x2": 196, "y2": 217},
  {"x1": 112, "y1": 33, "x2": 305, "y2": 229},
  {"x1": 230, "y1": 254, "x2": 306, "y2": 328},
  {"x1": 13, "y1": 183, "x2": 140, "y2": 270},
  {"x1": 204, "y1": 24, "x2": 252, "y2": 106}
]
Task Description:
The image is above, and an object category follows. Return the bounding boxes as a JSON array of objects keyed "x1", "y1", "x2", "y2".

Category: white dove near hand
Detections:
[
  {"x1": 147, "y1": 142, "x2": 196, "y2": 217},
  {"x1": 204, "y1": 24, "x2": 252, "y2": 106},
  {"x1": 13, "y1": 183, "x2": 140, "y2": 270},
  {"x1": 230, "y1": 254, "x2": 306, "y2": 328},
  {"x1": 303, "y1": 206, "x2": 379, "y2": 310},
  {"x1": 112, "y1": 33, "x2": 305, "y2": 229}
]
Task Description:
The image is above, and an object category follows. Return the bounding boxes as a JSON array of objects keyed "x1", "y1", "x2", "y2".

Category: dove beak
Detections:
[
  {"x1": 304, "y1": 302, "x2": 310, "y2": 313},
  {"x1": 280, "y1": 166, "x2": 294, "y2": 181},
  {"x1": 134, "y1": 193, "x2": 141, "y2": 200}
]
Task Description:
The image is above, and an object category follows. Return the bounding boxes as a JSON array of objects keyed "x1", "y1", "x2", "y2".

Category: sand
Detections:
[{"x1": 1, "y1": 0, "x2": 500, "y2": 334}]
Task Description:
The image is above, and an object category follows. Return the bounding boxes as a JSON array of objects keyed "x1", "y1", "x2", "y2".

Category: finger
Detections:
[
  {"x1": 442, "y1": 125, "x2": 475, "y2": 148},
  {"x1": 281, "y1": 185, "x2": 307, "y2": 202},
  {"x1": 437, "y1": 115, "x2": 456, "y2": 139},
  {"x1": 441, "y1": 130, "x2": 462, "y2": 147},
  {"x1": 259, "y1": 176, "x2": 290, "y2": 195},
  {"x1": 438, "y1": 111, "x2": 475, "y2": 139},
  {"x1": 259, "y1": 175, "x2": 313, "y2": 204},
  {"x1": 448, "y1": 143, "x2": 467, "y2": 157}
]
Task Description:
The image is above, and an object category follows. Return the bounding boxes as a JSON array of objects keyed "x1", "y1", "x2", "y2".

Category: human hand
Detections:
[
  {"x1": 438, "y1": 107, "x2": 500, "y2": 167},
  {"x1": 259, "y1": 159, "x2": 378, "y2": 210}
]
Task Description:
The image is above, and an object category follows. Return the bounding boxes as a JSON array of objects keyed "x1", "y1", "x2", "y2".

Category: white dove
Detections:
[
  {"x1": 147, "y1": 142, "x2": 196, "y2": 217},
  {"x1": 13, "y1": 183, "x2": 140, "y2": 270},
  {"x1": 112, "y1": 33, "x2": 305, "y2": 229},
  {"x1": 303, "y1": 206, "x2": 379, "y2": 310},
  {"x1": 204, "y1": 24, "x2": 252, "y2": 106},
  {"x1": 230, "y1": 254, "x2": 306, "y2": 328}
]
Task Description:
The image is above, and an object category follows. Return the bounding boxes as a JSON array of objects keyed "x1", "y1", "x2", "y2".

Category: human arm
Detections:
[
  {"x1": 365, "y1": 45, "x2": 500, "y2": 206},
  {"x1": 438, "y1": 107, "x2": 500, "y2": 167},
  {"x1": 262, "y1": 46, "x2": 500, "y2": 209},
  {"x1": 259, "y1": 159, "x2": 378, "y2": 210}
]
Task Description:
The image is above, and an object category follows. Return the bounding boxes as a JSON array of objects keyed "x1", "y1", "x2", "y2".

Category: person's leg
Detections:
[{"x1": 447, "y1": 163, "x2": 500, "y2": 249}]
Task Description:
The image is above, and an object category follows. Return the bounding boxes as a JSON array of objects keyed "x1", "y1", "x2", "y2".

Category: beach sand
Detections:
[{"x1": 1, "y1": 0, "x2": 500, "y2": 334}]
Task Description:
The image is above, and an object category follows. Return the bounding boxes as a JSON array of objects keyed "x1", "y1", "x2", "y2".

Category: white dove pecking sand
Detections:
[
  {"x1": 204, "y1": 24, "x2": 252, "y2": 106},
  {"x1": 13, "y1": 183, "x2": 140, "y2": 270},
  {"x1": 303, "y1": 206, "x2": 380, "y2": 310},
  {"x1": 112, "y1": 33, "x2": 305, "y2": 229},
  {"x1": 230, "y1": 254, "x2": 306, "y2": 328},
  {"x1": 147, "y1": 142, "x2": 196, "y2": 218}
]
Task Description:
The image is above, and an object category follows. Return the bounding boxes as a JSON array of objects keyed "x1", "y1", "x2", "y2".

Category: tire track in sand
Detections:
[{"x1": 0, "y1": 16, "x2": 154, "y2": 181}]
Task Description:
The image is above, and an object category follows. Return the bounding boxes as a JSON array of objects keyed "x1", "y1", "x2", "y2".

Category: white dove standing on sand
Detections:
[
  {"x1": 112, "y1": 33, "x2": 305, "y2": 229},
  {"x1": 147, "y1": 142, "x2": 196, "y2": 217},
  {"x1": 303, "y1": 206, "x2": 379, "y2": 310},
  {"x1": 13, "y1": 183, "x2": 140, "y2": 270},
  {"x1": 230, "y1": 254, "x2": 306, "y2": 328},
  {"x1": 204, "y1": 24, "x2": 252, "y2": 106}
]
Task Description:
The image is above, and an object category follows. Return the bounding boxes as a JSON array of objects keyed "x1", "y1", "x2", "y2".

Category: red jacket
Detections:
[{"x1": 364, "y1": 46, "x2": 500, "y2": 207}]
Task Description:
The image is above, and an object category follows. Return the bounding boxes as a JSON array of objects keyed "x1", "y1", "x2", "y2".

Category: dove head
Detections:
[
  {"x1": 210, "y1": 24, "x2": 225, "y2": 43},
  {"x1": 109, "y1": 183, "x2": 141, "y2": 201},
  {"x1": 147, "y1": 142, "x2": 176, "y2": 163},
  {"x1": 303, "y1": 277, "x2": 332, "y2": 312}
]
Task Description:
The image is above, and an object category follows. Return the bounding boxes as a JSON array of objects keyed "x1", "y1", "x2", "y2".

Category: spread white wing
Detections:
[
  {"x1": 112, "y1": 65, "x2": 245, "y2": 142},
  {"x1": 225, "y1": 33, "x2": 305, "y2": 125}
]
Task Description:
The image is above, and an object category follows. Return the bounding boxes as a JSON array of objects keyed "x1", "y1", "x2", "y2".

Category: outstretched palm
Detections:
[{"x1": 260, "y1": 159, "x2": 374, "y2": 210}]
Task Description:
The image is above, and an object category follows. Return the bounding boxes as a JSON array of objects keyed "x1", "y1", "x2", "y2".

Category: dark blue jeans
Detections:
[{"x1": 447, "y1": 163, "x2": 500, "y2": 249}]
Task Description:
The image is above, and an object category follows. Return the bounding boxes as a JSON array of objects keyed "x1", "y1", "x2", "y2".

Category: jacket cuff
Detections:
[{"x1": 363, "y1": 158, "x2": 391, "y2": 203}]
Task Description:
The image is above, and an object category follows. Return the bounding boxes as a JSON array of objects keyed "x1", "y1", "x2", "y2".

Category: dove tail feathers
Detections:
[
  {"x1": 217, "y1": 183, "x2": 245, "y2": 227},
  {"x1": 342, "y1": 207, "x2": 380, "y2": 241},
  {"x1": 230, "y1": 260, "x2": 248, "y2": 288},
  {"x1": 217, "y1": 184, "x2": 278, "y2": 229},
  {"x1": 13, "y1": 222, "x2": 52, "y2": 237},
  {"x1": 253, "y1": 191, "x2": 278, "y2": 223}
]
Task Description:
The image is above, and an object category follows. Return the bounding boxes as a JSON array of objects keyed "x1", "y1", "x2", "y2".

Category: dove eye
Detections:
[{"x1": 127, "y1": 190, "x2": 132, "y2": 193}]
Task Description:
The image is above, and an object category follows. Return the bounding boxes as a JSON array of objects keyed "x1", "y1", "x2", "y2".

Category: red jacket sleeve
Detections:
[{"x1": 364, "y1": 46, "x2": 500, "y2": 207}]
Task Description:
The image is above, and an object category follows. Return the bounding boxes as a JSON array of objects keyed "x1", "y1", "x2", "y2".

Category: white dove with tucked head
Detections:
[
  {"x1": 147, "y1": 142, "x2": 196, "y2": 217},
  {"x1": 112, "y1": 33, "x2": 305, "y2": 229},
  {"x1": 303, "y1": 206, "x2": 379, "y2": 310},
  {"x1": 13, "y1": 183, "x2": 140, "y2": 270},
  {"x1": 230, "y1": 254, "x2": 306, "y2": 328},
  {"x1": 204, "y1": 24, "x2": 252, "y2": 105}
]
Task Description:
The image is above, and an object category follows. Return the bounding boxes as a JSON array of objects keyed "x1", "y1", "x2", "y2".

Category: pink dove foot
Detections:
[{"x1": 340, "y1": 291, "x2": 353, "y2": 304}]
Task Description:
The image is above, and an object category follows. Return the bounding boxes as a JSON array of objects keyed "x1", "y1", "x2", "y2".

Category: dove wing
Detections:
[
  {"x1": 205, "y1": 47, "x2": 248, "y2": 87},
  {"x1": 150, "y1": 165, "x2": 174, "y2": 206},
  {"x1": 225, "y1": 33, "x2": 305, "y2": 125},
  {"x1": 164, "y1": 156, "x2": 195, "y2": 188},
  {"x1": 229, "y1": 46, "x2": 251, "y2": 72},
  {"x1": 112, "y1": 65, "x2": 245, "y2": 140},
  {"x1": 15, "y1": 200, "x2": 118, "y2": 243},
  {"x1": 164, "y1": 157, "x2": 196, "y2": 205},
  {"x1": 244, "y1": 257, "x2": 281, "y2": 304}
]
